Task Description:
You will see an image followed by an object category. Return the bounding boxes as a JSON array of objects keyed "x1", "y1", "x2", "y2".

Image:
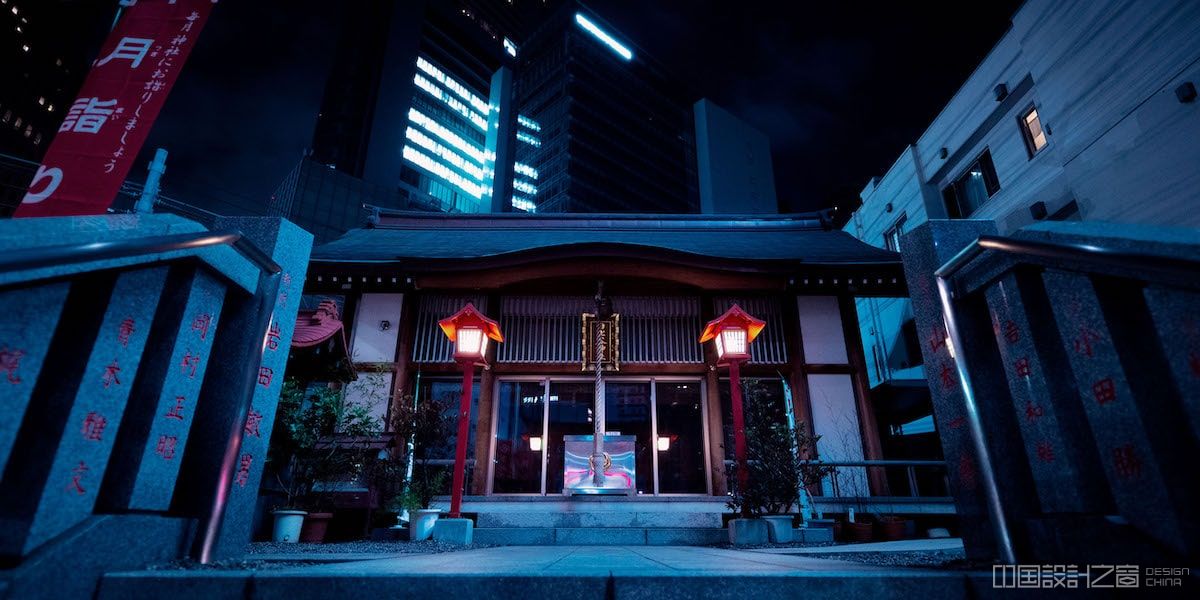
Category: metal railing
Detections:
[
  {"x1": 935, "y1": 233, "x2": 1200, "y2": 565},
  {"x1": 0, "y1": 228, "x2": 281, "y2": 564},
  {"x1": 721, "y1": 458, "x2": 949, "y2": 499}
]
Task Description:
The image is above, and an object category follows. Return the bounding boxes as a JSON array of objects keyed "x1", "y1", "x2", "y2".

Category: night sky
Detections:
[{"x1": 139, "y1": 0, "x2": 1022, "y2": 217}]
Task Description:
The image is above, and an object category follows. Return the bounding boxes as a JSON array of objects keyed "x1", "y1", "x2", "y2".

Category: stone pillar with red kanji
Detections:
[
  {"x1": 899, "y1": 220, "x2": 1039, "y2": 561},
  {"x1": 1142, "y1": 286, "x2": 1200, "y2": 442},
  {"x1": 984, "y1": 271, "x2": 1112, "y2": 514},
  {"x1": 0, "y1": 268, "x2": 166, "y2": 557},
  {"x1": 1042, "y1": 270, "x2": 1198, "y2": 555},
  {"x1": 99, "y1": 267, "x2": 226, "y2": 511},
  {"x1": 173, "y1": 217, "x2": 311, "y2": 560},
  {"x1": 0, "y1": 283, "x2": 70, "y2": 479}
]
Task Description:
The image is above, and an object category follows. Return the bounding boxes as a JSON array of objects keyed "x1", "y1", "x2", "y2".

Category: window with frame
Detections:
[
  {"x1": 941, "y1": 149, "x2": 1000, "y2": 218},
  {"x1": 883, "y1": 214, "x2": 907, "y2": 252},
  {"x1": 1019, "y1": 105, "x2": 1047, "y2": 156}
]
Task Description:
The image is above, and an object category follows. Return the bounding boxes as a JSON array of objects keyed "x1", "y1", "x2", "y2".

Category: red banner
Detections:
[{"x1": 15, "y1": 1, "x2": 217, "y2": 217}]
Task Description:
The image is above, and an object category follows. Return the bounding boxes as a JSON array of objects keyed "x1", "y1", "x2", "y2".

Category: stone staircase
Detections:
[{"x1": 457, "y1": 497, "x2": 831, "y2": 545}]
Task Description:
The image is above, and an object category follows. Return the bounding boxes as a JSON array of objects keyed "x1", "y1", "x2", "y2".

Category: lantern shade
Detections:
[
  {"x1": 699, "y1": 304, "x2": 764, "y2": 361},
  {"x1": 438, "y1": 302, "x2": 503, "y2": 360}
]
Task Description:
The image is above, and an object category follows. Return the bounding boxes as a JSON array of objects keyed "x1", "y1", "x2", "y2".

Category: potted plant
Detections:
[
  {"x1": 389, "y1": 392, "x2": 454, "y2": 541},
  {"x1": 269, "y1": 378, "x2": 382, "y2": 543},
  {"x1": 729, "y1": 380, "x2": 834, "y2": 545},
  {"x1": 874, "y1": 515, "x2": 908, "y2": 541}
]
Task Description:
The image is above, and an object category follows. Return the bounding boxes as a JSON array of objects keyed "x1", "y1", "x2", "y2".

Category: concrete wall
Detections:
[
  {"x1": 845, "y1": 0, "x2": 1200, "y2": 388},
  {"x1": 694, "y1": 99, "x2": 779, "y2": 214}
]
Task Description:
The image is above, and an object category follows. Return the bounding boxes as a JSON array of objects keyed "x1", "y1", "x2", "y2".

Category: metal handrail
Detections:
[
  {"x1": 934, "y1": 233, "x2": 1200, "y2": 565},
  {"x1": 0, "y1": 229, "x2": 281, "y2": 276}
]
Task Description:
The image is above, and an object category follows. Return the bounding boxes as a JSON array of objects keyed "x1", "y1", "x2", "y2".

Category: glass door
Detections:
[
  {"x1": 545, "y1": 381, "x2": 595, "y2": 494},
  {"x1": 491, "y1": 377, "x2": 709, "y2": 495},
  {"x1": 604, "y1": 381, "x2": 653, "y2": 494},
  {"x1": 492, "y1": 380, "x2": 546, "y2": 494},
  {"x1": 654, "y1": 381, "x2": 708, "y2": 493}
]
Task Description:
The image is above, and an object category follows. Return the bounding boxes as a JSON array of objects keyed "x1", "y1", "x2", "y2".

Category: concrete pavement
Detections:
[{"x1": 100, "y1": 545, "x2": 999, "y2": 600}]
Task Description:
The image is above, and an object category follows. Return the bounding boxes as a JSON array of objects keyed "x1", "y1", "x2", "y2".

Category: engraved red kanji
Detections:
[
  {"x1": 244, "y1": 409, "x2": 263, "y2": 438},
  {"x1": 1092, "y1": 378, "x2": 1116, "y2": 405},
  {"x1": 958, "y1": 454, "x2": 976, "y2": 488},
  {"x1": 929, "y1": 332, "x2": 946, "y2": 354},
  {"x1": 101, "y1": 360, "x2": 121, "y2": 388},
  {"x1": 81, "y1": 411, "x2": 107, "y2": 441},
  {"x1": 117, "y1": 317, "x2": 135, "y2": 347},
  {"x1": 946, "y1": 416, "x2": 966, "y2": 430},
  {"x1": 1189, "y1": 352, "x2": 1200, "y2": 378},
  {"x1": 180, "y1": 351, "x2": 200, "y2": 378},
  {"x1": 1036, "y1": 440, "x2": 1056, "y2": 463},
  {"x1": 1003, "y1": 320, "x2": 1020, "y2": 344},
  {"x1": 1112, "y1": 444, "x2": 1142, "y2": 479},
  {"x1": 1014, "y1": 357, "x2": 1031, "y2": 377},
  {"x1": 265, "y1": 322, "x2": 281, "y2": 351},
  {"x1": 1, "y1": 346, "x2": 25, "y2": 384},
  {"x1": 67, "y1": 461, "x2": 88, "y2": 495},
  {"x1": 191, "y1": 313, "x2": 212, "y2": 340},
  {"x1": 155, "y1": 435, "x2": 178, "y2": 460},
  {"x1": 235, "y1": 453, "x2": 253, "y2": 487},
  {"x1": 939, "y1": 362, "x2": 956, "y2": 390},
  {"x1": 1074, "y1": 326, "x2": 1104, "y2": 358},
  {"x1": 164, "y1": 395, "x2": 185, "y2": 420},
  {"x1": 1025, "y1": 402, "x2": 1044, "y2": 421},
  {"x1": 282, "y1": 272, "x2": 292, "y2": 287},
  {"x1": 257, "y1": 366, "x2": 273, "y2": 387}
]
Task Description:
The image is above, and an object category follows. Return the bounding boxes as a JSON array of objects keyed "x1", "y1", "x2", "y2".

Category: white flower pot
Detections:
[
  {"x1": 763, "y1": 515, "x2": 794, "y2": 543},
  {"x1": 408, "y1": 508, "x2": 441, "y2": 541},
  {"x1": 272, "y1": 509, "x2": 307, "y2": 543},
  {"x1": 728, "y1": 518, "x2": 768, "y2": 546}
]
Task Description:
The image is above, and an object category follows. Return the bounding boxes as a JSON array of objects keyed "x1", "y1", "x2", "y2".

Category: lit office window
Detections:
[
  {"x1": 883, "y1": 214, "x2": 907, "y2": 252},
  {"x1": 941, "y1": 149, "x2": 1000, "y2": 218},
  {"x1": 1020, "y1": 106, "x2": 1047, "y2": 156}
]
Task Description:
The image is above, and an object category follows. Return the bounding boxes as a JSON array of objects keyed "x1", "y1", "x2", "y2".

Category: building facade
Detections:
[
  {"x1": 842, "y1": 0, "x2": 1200, "y2": 461},
  {"x1": 291, "y1": 211, "x2": 909, "y2": 503}
]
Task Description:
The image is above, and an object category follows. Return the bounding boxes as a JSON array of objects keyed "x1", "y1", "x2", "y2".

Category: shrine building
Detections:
[{"x1": 287, "y1": 209, "x2": 912, "y2": 510}]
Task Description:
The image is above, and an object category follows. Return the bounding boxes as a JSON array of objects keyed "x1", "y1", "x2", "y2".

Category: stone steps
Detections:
[
  {"x1": 472, "y1": 526, "x2": 833, "y2": 546},
  {"x1": 474, "y1": 511, "x2": 724, "y2": 529}
]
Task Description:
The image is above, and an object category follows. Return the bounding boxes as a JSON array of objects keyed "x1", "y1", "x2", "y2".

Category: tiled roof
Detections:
[{"x1": 311, "y1": 212, "x2": 900, "y2": 265}]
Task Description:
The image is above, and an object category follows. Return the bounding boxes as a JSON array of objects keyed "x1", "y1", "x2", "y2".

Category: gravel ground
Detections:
[
  {"x1": 246, "y1": 540, "x2": 488, "y2": 555},
  {"x1": 804, "y1": 549, "x2": 972, "y2": 569},
  {"x1": 148, "y1": 540, "x2": 486, "y2": 571}
]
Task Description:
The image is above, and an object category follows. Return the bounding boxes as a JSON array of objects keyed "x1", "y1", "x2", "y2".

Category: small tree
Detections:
[
  {"x1": 271, "y1": 378, "x2": 382, "y2": 509},
  {"x1": 389, "y1": 393, "x2": 453, "y2": 511},
  {"x1": 726, "y1": 380, "x2": 833, "y2": 518}
]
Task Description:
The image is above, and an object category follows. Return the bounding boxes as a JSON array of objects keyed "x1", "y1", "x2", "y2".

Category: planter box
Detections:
[
  {"x1": 728, "y1": 518, "x2": 768, "y2": 546},
  {"x1": 763, "y1": 515, "x2": 794, "y2": 543}
]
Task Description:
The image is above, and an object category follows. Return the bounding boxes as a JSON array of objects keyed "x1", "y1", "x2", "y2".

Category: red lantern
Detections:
[
  {"x1": 438, "y1": 303, "x2": 503, "y2": 519},
  {"x1": 699, "y1": 304, "x2": 764, "y2": 504},
  {"x1": 699, "y1": 304, "x2": 765, "y2": 364},
  {"x1": 438, "y1": 302, "x2": 504, "y2": 363}
]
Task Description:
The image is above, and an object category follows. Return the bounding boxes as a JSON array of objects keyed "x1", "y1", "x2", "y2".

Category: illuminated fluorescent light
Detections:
[
  {"x1": 513, "y1": 179, "x2": 538, "y2": 195},
  {"x1": 503, "y1": 37, "x2": 518, "y2": 57},
  {"x1": 416, "y1": 56, "x2": 489, "y2": 115},
  {"x1": 516, "y1": 131, "x2": 541, "y2": 147},
  {"x1": 518, "y1": 114, "x2": 541, "y2": 132},
  {"x1": 402, "y1": 145, "x2": 484, "y2": 199},
  {"x1": 514, "y1": 162, "x2": 538, "y2": 180},
  {"x1": 511, "y1": 196, "x2": 537, "y2": 212},
  {"x1": 404, "y1": 127, "x2": 485, "y2": 180},
  {"x1": 413, "y1": 73, "x2": 488, "y2": 130},
  {"x1": 574, "y1": 13, "x2": 632, "y2": 61},
  {"x1": 408, "y1": 108, "x2": 486, "y2": 164}
]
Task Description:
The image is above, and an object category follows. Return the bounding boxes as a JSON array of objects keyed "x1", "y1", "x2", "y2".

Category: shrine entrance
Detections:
[{"x1": 488, "y1": 377, "x2": 710, "y2": 496}]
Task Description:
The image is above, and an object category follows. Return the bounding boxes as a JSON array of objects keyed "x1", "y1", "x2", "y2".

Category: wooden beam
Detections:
[
  {"x1": 389, "y1": 292, "x2": 418, "y2": 439},
  {"x1": 699, "y1": 294, "x2": 727, "y2": 496},
  {"x1": 414, "y1": 258, "x2": 786, "y2": 291},
  {"x1": 472, "y1": 294, "x2": 501, "y2": 494},
  {"x1": 838, "y1": 295, "x2": 890, "y2": 496}
]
